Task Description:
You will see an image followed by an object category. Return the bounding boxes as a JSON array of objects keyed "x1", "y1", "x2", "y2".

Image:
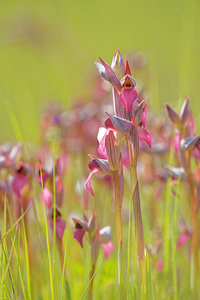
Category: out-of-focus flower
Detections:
[
  {"x1": 72, "y1": 212, "x2": 114, "y2": 261},
  {"x1": 155, "y1": 258, "x2": 163, "y2": 273},
  {"x1": 48, "y1": 206, "x2": 66, "y2": 241}
]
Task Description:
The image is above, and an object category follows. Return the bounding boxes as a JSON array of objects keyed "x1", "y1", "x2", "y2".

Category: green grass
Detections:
[{"x1": 0, "y1": 1, "x2": 200, "y2": 299}]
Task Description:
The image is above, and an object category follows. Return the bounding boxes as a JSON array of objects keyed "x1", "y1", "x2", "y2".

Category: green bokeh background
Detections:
[{"x1": 0, "y1": 0, "x2": 200, "y2": 142}]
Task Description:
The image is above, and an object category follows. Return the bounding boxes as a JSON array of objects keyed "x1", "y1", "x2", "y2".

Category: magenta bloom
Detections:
[
  {"x1": 155, "y1": 258, "x2": 163, "y2": 273},
  {"x1": 12, "y1": 163, "x2": 33, "y2": 198},
  {"x1": 12, "y1": 174, "x2": 28, "y2": 197},
  {"x1": 100, "y1": 240, "x2": 115, "y2": 259},
  {"x1": 120, "y1": 62, "x2": 138, "y2": 112},
  {"x1": 49, "y1": 217, "x2": 66, "y2": 240},
  {"x1": 40, "y1": 187, "x2": 53, "y2": 209},
  {"x1": 95, "y1": 57, "x2": 138, "y2": 113},
  {"x1": 72, "y1": 214, "x2": 114, "y2": 261},
  {"x1": 86, "y1": 158, "x2": 112, "y2": 196},
  {"x1": 177, "y1": 230, "x2": 191, "y2": 249},
  {"x1": 73, "y1": 227, "x2": 85, "y2": 247}
]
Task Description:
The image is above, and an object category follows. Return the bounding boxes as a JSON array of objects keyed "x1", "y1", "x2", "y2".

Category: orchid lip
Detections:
[
  {"x1": 123, "y1": 77, "x2": 133, "y2": 89},
  {"x1": 120, "y1": 74, "x2": 136, "y2": 87}
]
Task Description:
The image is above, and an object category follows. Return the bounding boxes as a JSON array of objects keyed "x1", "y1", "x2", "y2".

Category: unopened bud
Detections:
[
  {"x1": 180, "y1": 97, "x2": 190, "y2": 125},
  {"x1": 111, "y1": 50, "x2": 125, "y2": 77},
  {"x1": 133, "y1": 100, "x2": 145, "y2": 125},
  {"x1": 105, "y1": 131, "x2": 119, "y2": 171},
  {"x1": 112, "y1": 88, "x2": 126, "y2": 119},
  {"x1": 165, "y1": 103, "x2": 180, "y2": 124}
]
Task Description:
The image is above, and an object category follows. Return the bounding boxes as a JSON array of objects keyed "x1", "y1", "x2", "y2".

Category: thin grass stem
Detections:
[{"x1": 40, "y1": 169, "x2": 54, "y2": 300}]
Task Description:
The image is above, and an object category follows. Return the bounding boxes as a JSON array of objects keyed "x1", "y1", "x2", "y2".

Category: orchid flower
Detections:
[
  {"x1": 72, "y1": 212, "x2": 114, "y2": 260},
  {"x1": 48, "y1": 206, "x2": 66, "y2": 241},
  {"x1": 95, "y1": 57, "x2": 138, "y2": 112}
]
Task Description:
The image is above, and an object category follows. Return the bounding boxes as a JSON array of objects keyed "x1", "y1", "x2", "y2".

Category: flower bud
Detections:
[
  {"x1": 165, "y1": 103, "x2": 180, "y2": 124},
  {"x1": 112, "y1": 88, "x2": 126, "y2": 119},
  {"x1": 94, "y1": 58, "x2": 121, "y2": 92},
  {"x1": 111, "y1": 50, "x2": 125, "y2": 78},
  {"x1": 180, "y1": 97, "x2": 190, "y2": 125},
  {"x1": 105, "y1": 131, "x2": 119, "y2": 171},
  {"x1": 133, "y1": 100, "x2": 145, "y2": 125}
]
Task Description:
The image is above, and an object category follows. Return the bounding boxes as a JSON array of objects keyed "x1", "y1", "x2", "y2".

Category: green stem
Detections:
[
  {"x1": 181, "y1": 152, "x2": 199, "y2": 298},
  {"x1": 88, "y1": 264, "x2": 95, "y2": 300},
  {"x1": 113, "y1": 171, "x2": 123, "y2": 252},
  {"x1": 113, "y1": 171, "x2": 126, "y2": 299}
]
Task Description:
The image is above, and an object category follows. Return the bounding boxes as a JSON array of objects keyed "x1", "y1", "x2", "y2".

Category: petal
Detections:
[
  {"x1": 101, "y1": 240, "x2": 115, "y2": 259},
  {"x1": 180, "y1": 135, "x2": 200, "y2": 152},
  {"x1": 173, "y1": 131, "x2": 181, "y2": 152},
  {"x1": 12, "y1": 174, "x2": 28, "y2": 197},
  {"x1": 112, "y1": 88, "x2": 126, "y2": 119},
  {"x1": 97, "y1": 127, "x2": 107, "y2": 143},
  {"x1": 141, "y1": 110, "x2": 146, "y2": 128},
  {"x1": 9, "y1": 143, "x2": 22, "y2": 162},
  {"x1": 111, "y1": 50, "x2": 125, "y2": 77},
  {"x1": 165, "y1": 166, "x2": 187, "y2": 180},
  {"x1": 133, "y1": 100, "x2": 146, "y2": 126},
  {"x1": 180, "y1": 97, "x2": 190, "y2": 124},
  {"x1": 49, "y1": 218, "x2": 66, "y2": 241},
  {"x1": 97, "y1": 129, "x2": 107, "y2": 159},
  {"x1": 85, "y1": 170, "x2": 97, "y2": 196},
  {"x1": 125, "y1": 60, "x2": 132, "y2": 75},
  {"x1": 88, "y1": 155, "x2": 112, "y2": 175},
  {"x1": 138, "y1": 127, "x2": 152, "y2": 148},
  {"x1": 94, "y1": 58, "x2": 121, "y2": 92},
  {"x1": 177, "y1": 231, "x2": 190, "y2": 249},
  {"x1": 55, "y1": 176, "x2": 64, "y2": 207},
  {"x1": 99, "y1": 226, "x2": 111, "y2": 242},
  {"x1": 73, "y1": 228, "x2": 85, "y2": 247},
  {"x1": 105, "y1": 112, "x2": 133, "y2": 135},
  {"x1": 105, "y1": 131, "x2": 119, "y2": 171},
  {"x1": 120, "y1": 87, "x2": 137, "y2": 112},
  {"x1": 120, "y1": 74, "x2": 136, "y2": 87},
  {"x1": 40, "y1": 187, "x2": 53, "y2": 209},
  {"x1": 165, "y1": 103, "x2": 180, "y2": 124},
  {"x1": 87, "y1": 211, "x2": 97, "y2": 233},
  {"x1": 185, "y1": 110, "x2": 196, "y2": 136}
]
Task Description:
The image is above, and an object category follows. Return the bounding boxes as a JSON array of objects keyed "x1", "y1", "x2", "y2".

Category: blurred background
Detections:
[{"x1": 0, "y1": 0, "x2": 200, "y2": 142}]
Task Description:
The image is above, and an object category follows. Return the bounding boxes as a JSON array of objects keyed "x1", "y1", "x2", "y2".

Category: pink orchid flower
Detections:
[
  {"x1": 155, "y1": 258, "x2": 163, "y2": 273},
  {"x1": 12, "y1": 163, "x2": 33, "y2": 198},
  {"x1": 49, "y1": 217, "x2": 66, "y2": 241},
  {"x1": 73, "y1": 214, "x2": 114, "y2": 260},
  {"x1": 95, "y1": 56, "x2": 138, "y2": 112},
  {"x1": 177, "y1": 229, "x2": 191, "y2": 249},
  {"x1": 48, "y1": 206, "x2": 66, "y2": 240}
]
